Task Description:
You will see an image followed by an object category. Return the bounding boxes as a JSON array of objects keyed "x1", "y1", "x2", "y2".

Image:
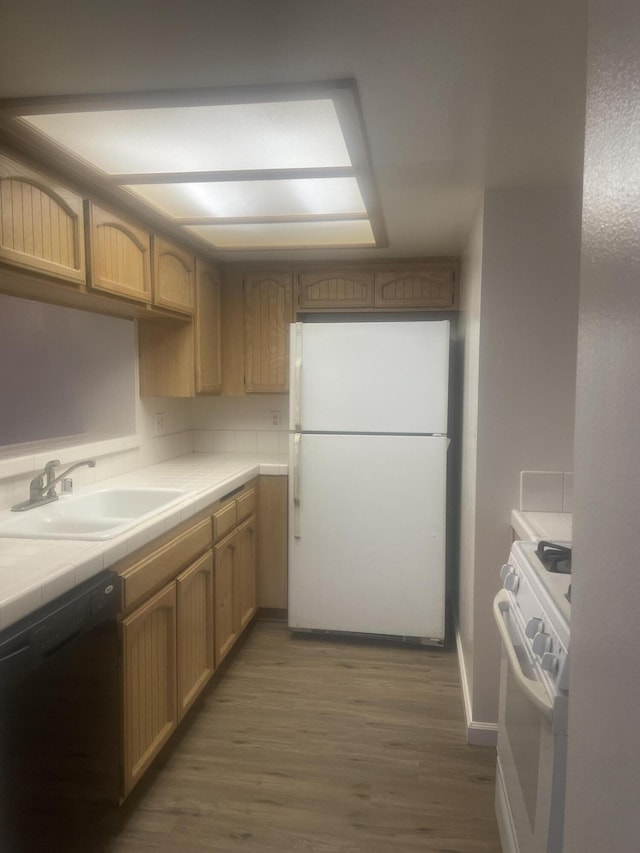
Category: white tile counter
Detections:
[
  {"x1": 511, "y1": 509, "x2": 572, "y2": 542},
  {"x1": 0, "y1": 452, "x2": 287, "y2": 632}
]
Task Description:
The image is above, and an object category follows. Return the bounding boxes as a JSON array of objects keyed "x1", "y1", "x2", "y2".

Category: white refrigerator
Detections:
[{"x1": 288, "y1": 320, "x2": 450, "y2": 644}]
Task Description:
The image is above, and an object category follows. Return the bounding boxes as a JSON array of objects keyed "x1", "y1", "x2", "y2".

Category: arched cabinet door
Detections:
[
  {"x1": 297, "y1": 270, "x2": 374, "y2": 310},
  {"x1": 244, "y1": 271, "x2": 293, "y2": 393},
  {"x1": 86, "y1": 202, "x2": 151, "y2": 303},
  {"x1": 152, "y1": 236, "x2": 195, "y2": 315},
  {"x1": 0, "y1": 153, "x2": 86, "y2": 285},
  {"x1": 195, "y1": 258, "x2": 222, "y2": 394},
  {"x1": 373, "y1": 267, "x2": 456, "y2": 309}
]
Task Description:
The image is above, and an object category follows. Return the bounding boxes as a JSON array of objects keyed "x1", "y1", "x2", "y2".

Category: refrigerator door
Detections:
[
  {"x1": 289, "y1": 320, "x2": 449, "y2": 434},
  {"x1": 288, "y1": 432, "x2": 447, "y2": 640}
]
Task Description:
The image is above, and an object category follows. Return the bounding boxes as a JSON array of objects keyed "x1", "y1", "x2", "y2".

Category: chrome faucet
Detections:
[{"x1": 11, "y1": 458, "x2": 96, "y2": 512}]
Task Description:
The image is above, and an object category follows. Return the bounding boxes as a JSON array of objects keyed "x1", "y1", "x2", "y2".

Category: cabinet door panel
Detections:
[
  {"x1": 214, "y1": 533, "x2": 239, "y2": 665},
  {"x1": 195, "y1": 258, "x2": 222, "y2": 394},
  {"x1": 0, "y1": 153, "x2": 85, "y2": 284},
  {"x1": 237, "y1": 516, "x2": 257, "y2": 631},
  {"x1": 244, "y1": 272, "x2": 292, "y2": 392},
  {"x1": 374, "y1": 267, "x2": 456, "y2": 309},
  {"x1": 177, "y1": 550, "x2": 214, "y2": 719},
  {"x1": 121, "y1": 583, "x2": 177, "y2": 797},
  {"x1": 297, "y1": 270, "x2": 373, "y2": 310},
  {"x1": 153, "y1": 236, "x2": 195, "y2": 314},
  {"x1": 87, "y1": 202, "x2": 151, "y2": 303}
]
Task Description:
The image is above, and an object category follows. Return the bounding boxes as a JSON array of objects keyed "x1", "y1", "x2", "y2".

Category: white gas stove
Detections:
[{"x1": 494, "y1": 539, "x2": 571, "y2": 853}]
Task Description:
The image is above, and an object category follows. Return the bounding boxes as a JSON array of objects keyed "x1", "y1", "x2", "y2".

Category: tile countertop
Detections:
[
  {"x1": 0, "y1": 452, "x2": 287, "y2": 633},
  {"x1": 511, "y1": 509, "x2": 573, "y2": 542}
]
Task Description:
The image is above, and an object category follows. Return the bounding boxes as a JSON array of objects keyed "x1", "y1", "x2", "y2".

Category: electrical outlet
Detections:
[
  {"x1": 269, "y1": 409, "x2": 281, "y2": 428},
  {"x1": 154, "y1": 412, "x2": 165, "y2": 435}
]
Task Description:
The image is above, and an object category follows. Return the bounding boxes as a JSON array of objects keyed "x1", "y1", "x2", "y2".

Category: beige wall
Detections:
[
  {"x1": 565, "y1": 2, "x2": 640, "y2": 849},
  {"x1": 457, "y1": 185, "x2": 582, "y2": 736}
]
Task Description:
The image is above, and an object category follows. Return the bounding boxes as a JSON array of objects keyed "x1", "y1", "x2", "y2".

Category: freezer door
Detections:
[
  {"x1": 288, "y1": 433, "x2": 447, "y2": 640},
  {"x1": 289, "y1": 320, "x2": 449, "y2": 434}
]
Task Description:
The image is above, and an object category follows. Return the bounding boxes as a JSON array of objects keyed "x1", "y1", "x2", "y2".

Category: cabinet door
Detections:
[
  {"x1": 236, "y1": 516, "x2": 257, "y2": 631},
  {"x1": 257, "y1": 476, "x2": 288, "y2": 610},
  {"x1": 195, "y1": 258, "x2": 222, "y2": 394},
  {"x1": 0, "y1": 153, "x2": 86, "y2": 285},
  {"x1": 373, "y1": 267, "x2": 456, "y2": 309},
  {"x1": 244, "y1": 272, "x2": 292, "y2": 392},
  {"x1": 297, "y1": 269, "x2": 373, "y2": 311},
  {"x1": 86, "y1": 202, "x2": 151, "y2": 303},
  {"x1": 176, "y1": 550, "x2": 214, "y2": 720},
  {"x1": 121, "y1": 583, "x2": 177, "y2": 798},
  {"x1": 214, "y1": 531, "x2": 239, "y2": 666},
  {"x1": 153, "y1": 236, "x2": 195, "y2": 315}
]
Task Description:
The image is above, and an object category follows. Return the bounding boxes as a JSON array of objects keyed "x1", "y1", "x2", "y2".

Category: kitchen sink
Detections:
[{"x1": 0, "y1": 488, "x2": 189, "y2": 540}]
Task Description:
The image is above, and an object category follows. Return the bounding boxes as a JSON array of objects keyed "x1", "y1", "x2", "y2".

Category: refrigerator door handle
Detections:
[
  {"x1": 292, "y1": 322, "x2": 303, "y2": 431},
  {"x1": 293, "y1": 433, "x2": 302, "y2": 538}
]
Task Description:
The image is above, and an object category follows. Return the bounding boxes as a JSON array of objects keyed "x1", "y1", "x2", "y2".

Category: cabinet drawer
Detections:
[
  {"x1": 236, "y1": 488, "x2": 256, "y2": 523},
  {"x1": 120, "y1": 518, "x2": 211, "y2": 611},
  {"x1": 213, "y1": 501, "x2": 237, "y2": 542}
]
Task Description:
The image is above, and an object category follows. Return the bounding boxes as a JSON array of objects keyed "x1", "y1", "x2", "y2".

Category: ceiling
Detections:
[{"x1": 0, "y1": 0, "x2": 587, "y2": 263}]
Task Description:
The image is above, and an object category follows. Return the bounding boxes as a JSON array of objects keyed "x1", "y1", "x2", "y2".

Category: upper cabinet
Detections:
[
  {"x1": 194, "y1": 258, "x2": 222, "y2": 395},
  {"x1": 152, "y1": 236, "x2": 195, "y2": 315},
  {"x1": 297, "y1": 270, "x2": 374, "y2": 311},
  {"x1": 0, "y1": 153, "x2": 86, "y2": 285},
  {"x1": 295, "y1": 263, "x2": 458, "y2": 313},
  {"x1": 244, "y1": 272, "x2": 293, "y2": 393},
  {"x1": 374, "y1": 266, "x2": 456, "y2": 309},
  {"x1": 85, "y1": 201, "x2": 151, "y2": 304}
]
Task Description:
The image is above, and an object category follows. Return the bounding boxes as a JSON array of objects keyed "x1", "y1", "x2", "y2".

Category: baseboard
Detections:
[{"x1": 454, "y1": 620, "x2": 498, "y2": 747}]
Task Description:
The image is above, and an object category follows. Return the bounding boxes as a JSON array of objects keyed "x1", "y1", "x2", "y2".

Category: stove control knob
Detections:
[
  {"x1": 532, "y1": 632, "x2": 552, "y2": 656},
  {"x1": 504, "y1": 572, "x2": 520, "y2": 593},
  {"x1": 500, "y1": 563, "x2": 513, "y2": 582},
  {"x1": 525, "y1": 617, "x2": 544, "y2": 638},
  {"x1": 541, "y1": 653, "x2": 559, "y2": 675}
]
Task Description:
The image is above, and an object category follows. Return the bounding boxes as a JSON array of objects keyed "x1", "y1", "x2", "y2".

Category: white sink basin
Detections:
[{"x1": 0, "y1": 488, "x2": 189, "y2": 540}]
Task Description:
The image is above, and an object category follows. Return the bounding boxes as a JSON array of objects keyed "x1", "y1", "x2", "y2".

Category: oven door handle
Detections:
[{"x1": 493, "y1": 590, "x2": 554, "y2": 721}]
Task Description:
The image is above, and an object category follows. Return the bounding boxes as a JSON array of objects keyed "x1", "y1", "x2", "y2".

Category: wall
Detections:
[
  {"x1": 457, "y1": 185, "x2": 582, "y2": 738},
  {"x1": 565, "y1": 2, "x2": 640, "y2": 849},
  {"x1": 0, "y1": 294, "x2": 136, "y2": 445}
]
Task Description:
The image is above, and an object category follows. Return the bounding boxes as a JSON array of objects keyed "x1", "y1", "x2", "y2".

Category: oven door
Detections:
[{"x1": 493, "y1": 591, "x2": 567, "y2": 853}]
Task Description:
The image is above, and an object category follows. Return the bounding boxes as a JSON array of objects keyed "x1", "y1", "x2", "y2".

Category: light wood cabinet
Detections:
[
  {"x1": 195, "y1": 258, "x2": 222, "y2": 394},
  {"x1": 257, "y1": 476, "x2": 288, "y2": 610},
  {"x1": 244, "y1": 271, "x2": 293, "y2": 392},
  {"x1": 0, "y1": 152, "x2": 86, "y2": 285},
  {"x1": 236, "y1": 517, "x2": 257, "y2": 631},
  {"x1": 85, "y1": 201, "x2": 151, "y2": 304},
  {"x1": 374, "y1": 266, "x2": 456, "y2": 309},
  {"x1": 152, "y1": 235, "x2": 195, "y2": 315},
  {"x1": 297, "y1": 269, "x2": 374, "y2": 310},
  {"x1": 176, "y1": 550, "x2": 214, "y2": 720},
  {"x1": 214, "y1": 531, "x2": 238, "y2": 666},
  {"x1": 121, "y1": 582, "x2": 177, "y2": 798}
]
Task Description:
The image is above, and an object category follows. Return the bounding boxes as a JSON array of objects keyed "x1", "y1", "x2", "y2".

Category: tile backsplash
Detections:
[
  {"x1": 192, "y1": 394, "x2": 289, "y2": 454},
  {"x1": 520, "y1": 470, "x2": 574, "y2": 513}
]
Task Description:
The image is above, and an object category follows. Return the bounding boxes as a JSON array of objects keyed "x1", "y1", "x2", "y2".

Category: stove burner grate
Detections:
[{"x1": 535, "y1": 540, "x2": 572, "y2": 574}]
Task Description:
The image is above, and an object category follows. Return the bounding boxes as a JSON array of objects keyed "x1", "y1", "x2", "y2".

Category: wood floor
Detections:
[{"x1": 4, "y1": 620, "x2": 501, "y2": 853}]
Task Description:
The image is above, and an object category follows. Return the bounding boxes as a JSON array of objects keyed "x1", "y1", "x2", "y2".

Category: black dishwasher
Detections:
[{"x1": 0, "y1": 571, "x2": 122, "y2": 850}]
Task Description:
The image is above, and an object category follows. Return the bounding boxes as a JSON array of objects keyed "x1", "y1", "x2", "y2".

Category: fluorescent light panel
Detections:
[
  {"x1": 22, "y1": 100, "x2": 352, "y2": 174},
  {"x1": 185, "y1": 220, "x2": 376, "y2": 249},
  {"x1": 124, "y1": 178, "x2": 367, "y2": 219},
  {"x1": 16, "y1": 89, "x2": 382, "y2": 251}
]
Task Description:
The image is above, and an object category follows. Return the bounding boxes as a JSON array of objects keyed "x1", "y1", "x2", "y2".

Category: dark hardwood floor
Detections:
[{"x1": 3, "y1": 619, "x2": 501, "y2": 853}]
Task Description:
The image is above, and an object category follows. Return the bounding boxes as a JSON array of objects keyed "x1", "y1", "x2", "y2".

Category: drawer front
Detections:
[
  {"x1": 236, "y1": 488, "x2": 256, "y2": 523},
  {"x1": 121, "y1": 518, "x2": 211, "y2": 611},
  {"x1": 213, "y1": 500, "x2": 237, "y2": 542}
]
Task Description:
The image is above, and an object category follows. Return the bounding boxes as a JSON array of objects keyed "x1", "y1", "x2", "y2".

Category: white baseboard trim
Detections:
[{"x1": 454, "y1": 620, "x2": 498, "y2": 747}]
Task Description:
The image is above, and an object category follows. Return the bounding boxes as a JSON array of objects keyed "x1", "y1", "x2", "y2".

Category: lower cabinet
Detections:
[
  {"x1": 121, "y1": 582, "x2": 178, "y2": 798},
  {"x1": 214, "y1": 514, "x2": 257, "y2": 666},
  {"x1": 176, "y1": 550, "x2": 215, "y2": 720}
]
